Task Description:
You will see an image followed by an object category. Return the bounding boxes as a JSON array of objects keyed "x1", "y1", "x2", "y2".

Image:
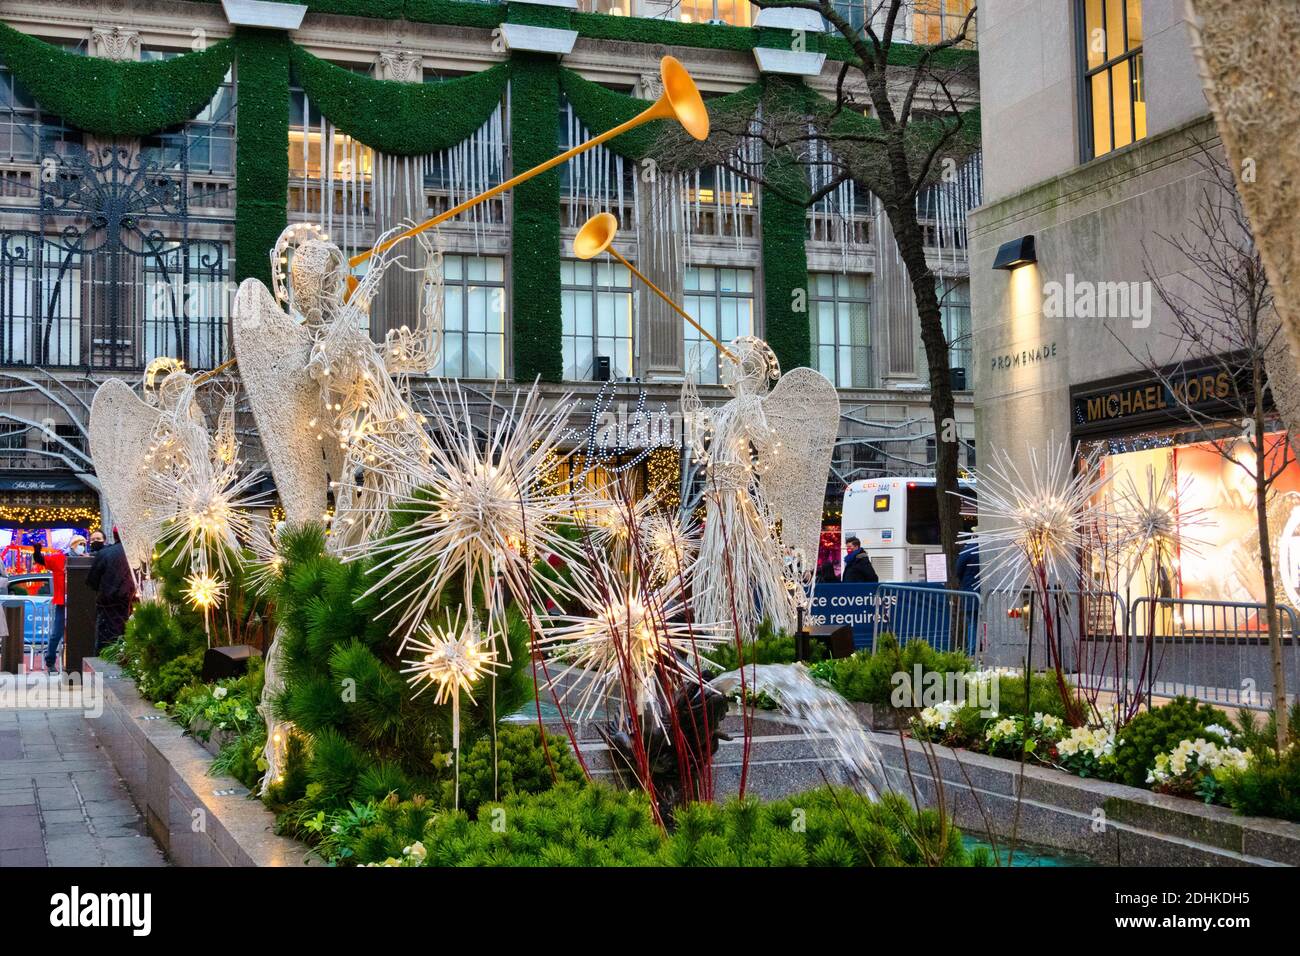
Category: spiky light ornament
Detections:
[
  {"x1": 183, "y1": 571, "x2": 225, "y2": 610},
  {"x1": 639, "y1": 508, "x2": 700, "y2": 585},
  {"x1": 1112, "y1": 462, "x2": 1211, "y2": 582},
  {"x1": 353, "y1": 382, "x2": 597, "y2": 655},
  {"x1": 961, "y1": 438, "x2": 1113, "y2": 594},
  {"x1": 539, "y1": 565, "x2": 725, "y2": 724},
  {"x1": 401, "y1": 610, "x2": 501, "y2": 809}
]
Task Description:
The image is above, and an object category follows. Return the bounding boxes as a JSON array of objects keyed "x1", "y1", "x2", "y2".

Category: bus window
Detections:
[{"x1": 905, "y1": 485, "x2": 941, "y2": 545}]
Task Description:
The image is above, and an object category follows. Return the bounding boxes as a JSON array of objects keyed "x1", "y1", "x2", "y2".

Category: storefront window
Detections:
[
  {"x1": 1090, "y1": 431, "x2": 1300, "y2": 614},
  {"x1": 1080, "y1": 0, "x2": 1145, "y2": 158},
  {"x1": 140, "y1": 50, "x2": 235, "y2": 174}
]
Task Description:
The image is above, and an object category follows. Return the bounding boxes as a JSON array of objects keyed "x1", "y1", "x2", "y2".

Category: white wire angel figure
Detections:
[{"x1": 685, "y1": 337, "x2": 839, "y2": 639}]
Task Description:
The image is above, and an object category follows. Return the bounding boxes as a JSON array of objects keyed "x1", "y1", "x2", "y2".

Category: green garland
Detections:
[
  {"x1": 289, "y1": 46, "x2": 509, "y2": 156},
  {"x1": 234, "y1": 29, "x2": 290, "y2": 288},
  {"x1": 510, "y1": 55, "x2": 563, "y2": 383},
  {"x1": 0, "y1": 24, "x2": 234, "y2": 137},
  {"x1": 559, "y1": 68, "x2": 761, "y2": 163}
]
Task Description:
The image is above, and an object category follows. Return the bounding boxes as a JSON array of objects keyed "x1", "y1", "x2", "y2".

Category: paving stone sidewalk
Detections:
[{"x1": 0, "y1": 704, "x2": 166, "y2": 867}]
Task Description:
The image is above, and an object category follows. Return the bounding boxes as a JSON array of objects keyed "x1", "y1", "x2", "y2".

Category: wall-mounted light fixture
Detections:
[{"x1": 992, "y1": 235, "x2": 1036, "y2": 270}]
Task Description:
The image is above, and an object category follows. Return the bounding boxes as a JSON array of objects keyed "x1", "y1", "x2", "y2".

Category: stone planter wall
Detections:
[
  {"x1": 871, "y1": 732, "x2": 1300, "y2": 866},
  {"x1": 84, "y1": 657, "x2": 309, "y2": 867}
]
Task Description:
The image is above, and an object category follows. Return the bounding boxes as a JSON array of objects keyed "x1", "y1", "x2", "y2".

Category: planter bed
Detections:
[
  {"x1": 84, "y1": 657, "x2": 309, "y2": 867},
  {"x1": 870, "y1": 731, "x2": 1300, "y2": 867}
]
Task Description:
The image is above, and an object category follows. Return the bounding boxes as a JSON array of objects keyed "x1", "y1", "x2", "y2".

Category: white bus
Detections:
[{"x1": 840, "y1": 476, "x2": 977, "y2": 582}]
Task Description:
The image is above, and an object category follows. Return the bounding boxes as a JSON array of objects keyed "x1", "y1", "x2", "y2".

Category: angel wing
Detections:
[
  {"x1": 232, "y1": 278, "x2": 334, "y2": 526},
  {"x1": 759, "y1": 366, "x2": 840, "y2": 567},
  {"x1": 88, "y1": 379, "x2": 164, "y2": 568}
]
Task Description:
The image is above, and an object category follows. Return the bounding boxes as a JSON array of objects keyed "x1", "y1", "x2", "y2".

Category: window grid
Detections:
[
  {"x1": 140, "y1": 50, "x2": 236, "y2": 175},
  {"x1": 562, "y1": 258, "x2": 634, "y2": 381},
  {"x1": 809, "y1": 272, "x2": 871, "y2": 388},
  {"x1": 939, "y1": 277, "x2": 971, "y2": 377},
  {"x1": 435, "y1": 254, "x2": 507, "y2": 379},
  {"x1": 913, "y1": 0, "x2": 976, "y2": 46},
  {"x1": 683, "y1": 266, "x2": 754, "y2": 385},
  {"x1": 1080, "y1": 0, "x2": 1145, "y2": 158},
  {"x1": 0, "y1": 49, "x2": 84, "y2": 164}
]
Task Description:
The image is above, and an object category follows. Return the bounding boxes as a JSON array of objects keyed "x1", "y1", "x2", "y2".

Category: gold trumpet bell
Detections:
[
  {"x1": 658, "y1": 55, "x2": 710, "y2": 141},
  {"x1": 573, "y1": 212, "x2": 619, "y2": 260}
]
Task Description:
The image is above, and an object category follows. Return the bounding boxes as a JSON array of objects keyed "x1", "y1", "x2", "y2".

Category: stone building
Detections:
[
  {"x1": 0, "y1": 0, "x2": 978, "y2": 562},
  {"x1": 970, "y1": 0, "x2": 1300, "y2": 664}
]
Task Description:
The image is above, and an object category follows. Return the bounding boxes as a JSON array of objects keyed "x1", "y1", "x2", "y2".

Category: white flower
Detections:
[
  {"x1": 1203, "y1": 724, "x2": 1233, "y2": 744},
  {"x1": 212, "y1": 686, "x2": 228, "y2": 700}
]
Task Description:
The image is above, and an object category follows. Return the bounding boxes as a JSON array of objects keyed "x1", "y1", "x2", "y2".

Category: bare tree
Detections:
[
  {"x1": 1119, "y1": 153, "x2": 1291, "y2": 747},
  {"x1": 659, "y1": 0, "x2": 980, "y2": 581}
]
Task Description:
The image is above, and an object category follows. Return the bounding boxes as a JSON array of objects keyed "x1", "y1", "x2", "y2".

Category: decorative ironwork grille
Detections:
[{"x1": 0, "y1": 143, "x2": 232, "y2": 370}]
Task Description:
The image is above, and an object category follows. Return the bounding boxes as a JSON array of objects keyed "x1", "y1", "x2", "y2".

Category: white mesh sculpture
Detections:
[{"x1": 684, "y1": 337, "x2": 839, "y2": 637}]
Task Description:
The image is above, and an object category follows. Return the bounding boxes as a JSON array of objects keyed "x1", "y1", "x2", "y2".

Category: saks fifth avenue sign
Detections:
[{"x1": 1073, "y1": 367, "x2": 1235, "y2": 428}]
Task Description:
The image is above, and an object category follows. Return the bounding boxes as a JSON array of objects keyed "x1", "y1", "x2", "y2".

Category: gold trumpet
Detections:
[
  {"x1": 348, "y1": 55, "x2": 710, "y2": 270},
  {"x1": 572, "y1": 212, "x2": 736, "y2": 362}
]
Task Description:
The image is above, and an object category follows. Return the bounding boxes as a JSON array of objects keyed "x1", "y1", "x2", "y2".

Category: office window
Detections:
[
  {"x1": 140, "y1": 50, "x2": 235, "y2": 174},
  {"x1": 830, "y1": 2, "x2": 872, "y2": 32},
  {"x1": 1080, "y1": 0, "x2": 1145, "y2": 158},
  {"x1": 143, "y1": 241, "x2": 231, "y2": 369},
  {"x1": 809, "y1": 272, "x2": 871, "y2": 388},
  {"x1": 436, "y1": 255, "x2": 506, "y2": 379},
  {"x1": 914, "y1": 0, "x2": 976, "y2": 45},
  {"x1": 684, "y1": 266, "x2": 754, "y2": 385},
  {"x1": 578, "y1": 0, "x2": 634, "y2": 13},
  {"x1": 562, "y1": 258, "x2": 633, "y2": 381},
  {"x1": 939, "y1": 277, "x2": 971, "y2": 375},
  {"x1": 0, "y1": 47, "x2": 83, "y2": 162},
  {"x1": 678, "y1": 0, "x2": 753, "y2": 27}
]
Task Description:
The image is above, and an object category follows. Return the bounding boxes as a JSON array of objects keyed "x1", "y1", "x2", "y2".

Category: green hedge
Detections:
[
  {"x1": 234, "y1": 29, "x2": 290, "y2": 287},
  {"x1": 0, "y1": 24, "x2": 234, "y2": 137},
  {"x1": 510, "y1": 55, "x2": 564, "y2": 382},
  {"x1": 289, "y1": 46, "x2": 509, "y2": 155}
]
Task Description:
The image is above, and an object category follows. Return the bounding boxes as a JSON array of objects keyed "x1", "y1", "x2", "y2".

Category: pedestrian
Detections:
[
  {"x1": 31, "y1": 534, "x2": 81, "y2": 674},
  {"x1": 86, "y1": 530, "x2": 136, "y2": 653},
  {"x1": 88, "y1": 529, "x2": 106, "y2": 554},
  {"x1": 955, "y1": 540, "x2": 981, "y2": 593},
  {"x1": 841, "y1": 535, "x2": 879, "y2": 583}
]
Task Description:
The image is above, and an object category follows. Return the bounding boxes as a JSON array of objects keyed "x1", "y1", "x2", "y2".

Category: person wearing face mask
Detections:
[
  {"x1": 88, "y1": 530, "x2": 105, "y2": 554},
  {"x1": 86, "y1": 529, "x2": 136, "y2": 653},
  {"x1": 31, "y1": 535, "x2": 80, "y2": 674}
]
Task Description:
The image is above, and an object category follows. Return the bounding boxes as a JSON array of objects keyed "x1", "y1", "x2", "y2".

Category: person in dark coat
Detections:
[
  {"x1": 85, "y1": 533, "x2": 136, "y2": 653},
  {"x1": 841, "y1": 536, "x2": 879, "y2": 583},
  {"x1": 955, "y1": 541, "x2": 981, "y2": 593}
]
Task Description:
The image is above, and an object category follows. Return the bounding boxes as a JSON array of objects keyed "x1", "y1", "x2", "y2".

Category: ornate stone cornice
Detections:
[{"x1": 91, "y1": 25, "x2": 140, "y2": 60}]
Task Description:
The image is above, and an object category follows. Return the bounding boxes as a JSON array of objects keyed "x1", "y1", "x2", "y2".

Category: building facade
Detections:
[
  {"x1": 971, "y1": 0, "x2": 1300, "y2": 662},
  {"x1": 0, "y1": 0, "x2": 978, "y2": 561}
]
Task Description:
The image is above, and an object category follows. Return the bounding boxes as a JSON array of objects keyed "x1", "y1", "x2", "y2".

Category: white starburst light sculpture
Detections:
[
  {"x1": 1112, "y1": 463, "x2": 1211, "y2": 579},
  {"x1": 639, "y1": 508, "x2": 700, "y2": 585},
  {"x1": 539, "y1": 566, "x2": 725, "y2": 723},
  {"x1": 400, "y1": 610, "x2": 501, "y2": 811},
  {"x1": 354, "y1": 382, "x2": 589, "y2": 655},
  {"x1": 962, "y1": 439, "x2": 1112, "y2": 594}
]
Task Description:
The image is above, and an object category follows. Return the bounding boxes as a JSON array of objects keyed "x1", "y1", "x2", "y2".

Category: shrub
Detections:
[
  {"x1": 368, "y1": 784, "x2": 980, "y2": 867},
  {"x1": 211, "y1": 725, "x2": 268, "y2": 792},
  {"x1": 1113, "y1": 697, "x2": 1231, "y2": 788},
  {"x1": 704, "y1": 619, "x2": 814, "y2": 673},
  {"x1": 121, "y1": 601, "x2": 206, "y2": 703},
  {"x1": 1218, "y1": 745, "x2": 1300, "y2": 822},
  {"x1": 812, "y1": 635, "x2": 972, "y2": 707},
  {"x1": 993, "y1": 673, "x2": 1072, "y2": 722},
  {"x1": 266, "y1": 523, "x2": 535, "y2": 824},
  {"x1": 173, "y1": 659, "x2": 265, "y2": 742},
  {"x1": 443, "y1": 724, "x2": 586, "y2": 816}
]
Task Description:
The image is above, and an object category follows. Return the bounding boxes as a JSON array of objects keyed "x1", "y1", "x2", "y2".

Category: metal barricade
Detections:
[
  {"x1": 871, "y1": 583, "x2": 981, "y2": 655},
  {"x1": 1127, "y1": 597, "x2": 1300, "y2": 711}
]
